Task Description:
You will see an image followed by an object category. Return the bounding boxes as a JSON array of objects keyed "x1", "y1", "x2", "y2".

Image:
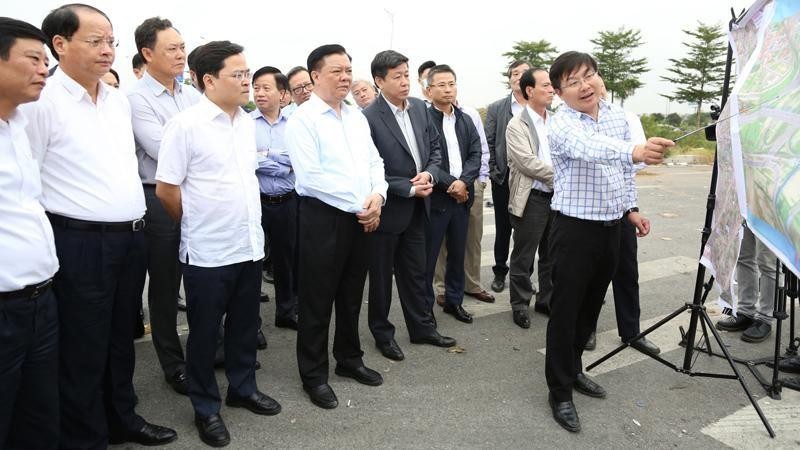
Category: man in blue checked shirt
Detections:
[{"x1": 543, "y1": 51, "x2": 673, "y2": 433}]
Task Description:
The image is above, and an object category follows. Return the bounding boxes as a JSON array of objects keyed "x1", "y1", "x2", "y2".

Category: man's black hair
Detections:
[
  {"x1": 370, "y1": 50, "x2": 408, "y2": 80},
  {"x1": 134, "y1": 16, "x2": 175, "y2": 61},
  {"x1": 193, "y1": 40, "x2": 243, "y2": 91},
  {"x1": 0, "y1": 17, "x2": 48, "y2": 60},
  {"x1": 131, "y1": 52, "x2": 144, "y2": 69},
  {"x1": 417, "y1": 60, "x2": 436, "y2": 78},
  {"x1": 548, "y1": 51, "x2": 597, "y2": 91},
  {"x1": 506, "y1": 59, "x2": 529, "y2": 78},
  {"x1": 306, "y1": 44, "x2": 351, "y2": 73},
  {"x1": 186, "y1": 44, "x2": 203, "y2": 73},
  {"x1": 253, "y1": 65, "x2": 288, "y2": 91},
  {"x1": 286, "y1": 65, "x2": 308, "y2": 85},
  {"x1": 107, "y1": 67, "x2": 119, "y2": 84},
  {"x1": 519, "y1": 67, "x2": 548, "y2": 100},
  {"x1": 41, "y1": 3, "x2": 111, "y2": 61},
  {"x1": 426, "y1": 64, "x2": 457, "y2": 85}
]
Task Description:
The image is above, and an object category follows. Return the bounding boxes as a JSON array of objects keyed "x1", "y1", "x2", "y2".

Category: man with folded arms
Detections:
[
  {"x1": 23, "y1": 4, "x2": 176, "y2": 447},
  {"x1": 544, "y1": 51, "x2": 673, "y2": 433},
  {"x1": 363, "y1": 50, "x2": 456, "y2": 362},
  {"x1": 156, "y1": 41, "x2": 281, "y2": 447}
]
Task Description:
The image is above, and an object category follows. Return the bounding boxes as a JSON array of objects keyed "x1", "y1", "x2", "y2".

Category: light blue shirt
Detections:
[
  {"x1": 547, "y1": 100, "x2": 637, "y2": 221},
  {"x1": 250, "y1": 108, "x2": 294, "y2": 195},
  {"x1": 285, "y1": 93, "x2": 388, "y2": 214},
  {"x1": 128, "y1": 70, "x2": 202, "y2": 184}
]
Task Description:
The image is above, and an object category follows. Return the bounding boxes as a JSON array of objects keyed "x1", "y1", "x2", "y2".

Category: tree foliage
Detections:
[
  {"x1": 502, "y1": 39, "x2": 558, "y2": 69},
  {"x1": 590, "y1": 27, "x2": 649, "y2": 105},
  {"x1": 660, "y1": 22, "x2": 728, "y2": 125}
]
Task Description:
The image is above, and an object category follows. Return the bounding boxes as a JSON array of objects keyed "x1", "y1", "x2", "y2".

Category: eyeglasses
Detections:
[
  {"x1": 562, "y1": 71, "x2": 597, "y2": 90},
  {"x1": 291, "y1": 82, "x2": 314, "y2": 95},
  {"x1": 430, "y1": 81, "x2": 456, "y2": 90},
  {"x1": 75, "y1": 36, "x2": 119, "y2": 48},
  {"x1": 224, "y1": 70, "x2": 251, "y2": 81}
]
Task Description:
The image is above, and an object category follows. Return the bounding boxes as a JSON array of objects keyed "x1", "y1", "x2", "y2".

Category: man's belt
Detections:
[
  {"x1": 260, "y1": 190, "x2": 295, "y2": 204},
  {"x1": 555, "y1": 211, "x2": 622, "y2": 227},
  {"x1": 530, "y1": 188, "x2": 553, "y2": 198},
  {"x1": 46, "y1": 212, "x2": 145, "y2": 232},
  {"x1": 0, "y1": 278, "x2": 53, "y2": 301}
]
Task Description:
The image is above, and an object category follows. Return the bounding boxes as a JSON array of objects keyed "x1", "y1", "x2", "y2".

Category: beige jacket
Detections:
[{"x1": 505, "y1": 107, "x2": 554, "y2": 217}]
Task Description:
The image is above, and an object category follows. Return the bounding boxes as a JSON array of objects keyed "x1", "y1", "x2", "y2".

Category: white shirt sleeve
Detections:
[{"x1": 155, "y1": 118, "x2": 190, "y2": 186}]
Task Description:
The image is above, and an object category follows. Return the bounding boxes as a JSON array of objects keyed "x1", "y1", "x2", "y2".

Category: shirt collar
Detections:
[
  {"x1": 249, "y1": 107, "x2": 287, "y2": 125},
  {"x1": 306, "y1": 92, "x2": 352, "y2": 118},
  {"x1": 526, "y1": 105, "x2": 549, "y2": 124},
  {"x1": 382, "y1": 93, "x2": 410, "y2": 114},
  {"x1": 142, "y1": 70, "x2": 182, "y2": 97},
  {"x1": 53, "y1": 67, "x2": 110, "y2": 103},
  {"x1": 199, "y1": 95, "x2": 244, "y2": 124},
  {"x1": 560, "y1": 99, "x2": 609, "y2": 121},
  {"x1": 0, "y1": 109, "x2": 27, "y2": 134}
]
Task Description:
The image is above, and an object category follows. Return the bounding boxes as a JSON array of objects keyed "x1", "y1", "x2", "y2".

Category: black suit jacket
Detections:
[
  {"x1": 363, "y1": 95, "x2": 443, "y2": 234},
  {"x1": 485, "y1": 95, "x2": 513, "y2": 184},
  {"x1": 427, "y1": 104, "x2": 482, "y2": 211}
]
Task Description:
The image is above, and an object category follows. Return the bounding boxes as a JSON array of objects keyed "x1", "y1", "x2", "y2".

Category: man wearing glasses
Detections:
[
  {"x1": 543, "y1": 51, "x2": 673, "y2": 433},
  {"x1": 156, "y1": 41, "x2": 281, "y2": 447},
  {"x1": 22, "y1": 4, "x2": 177, "y2": 447},
  {"x1": 287, "y1": 65, "x2": 314, "y2": 106}
]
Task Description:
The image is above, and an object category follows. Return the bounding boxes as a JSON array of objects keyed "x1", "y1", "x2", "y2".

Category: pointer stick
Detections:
[{"x1": 673, "y1": 94, "x2": 781, "y2": 142}]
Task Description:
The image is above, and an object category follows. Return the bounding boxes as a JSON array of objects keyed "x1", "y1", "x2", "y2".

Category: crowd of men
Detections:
[{"x1": 10, "y1": 2, "x2": 793, "y2": 448}]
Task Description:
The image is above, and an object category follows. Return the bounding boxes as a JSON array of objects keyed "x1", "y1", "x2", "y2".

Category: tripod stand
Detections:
[{"x1": 585, "y1": 8, "x2": 776, "y2": 438}]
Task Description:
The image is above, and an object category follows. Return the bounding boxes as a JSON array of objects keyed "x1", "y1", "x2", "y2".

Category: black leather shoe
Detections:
[
  {"x1": 110, "y1": 422, "x2": 178, "y2": 446},
  {"x1": 548, "y1": 393, "x2": 580, "y2": 433},
  {"x1": 584, "y1": 332, "x2": 596, "y2": 351},
  {"x1": 627, "y1": 337, "x2": 661, "y2": 356},
  {"x1": 442, "y1": 304, "x2": 473, "y2": 324},
  {"x1": 334, "y1": 364, "x2": 383, "y2": 386},
  {"x1": 410, "y1": 331, "x2": 456, "y2": 347},
  {"x1": 533, "y1": 303, "x2": 550, "y2": 316},
  {"x1": 226, "y1": 390, "x2": 281, "y2": 415},
  {"x1": 166, "y1": 368, "x2": 188, "y2": 396},
  {"x1": 777, "y1": 355, "x2": 800, "y2": 373},
  {"x1": 490, "y1": 276, "x2": 505, "y2": 293},
  {"x1": 195, "y1": 414, "x2": 230, "y2": 447},
  {"x1": 715, "y1": 314, "x2": 753, "y2": 332},
  {"x1": 513, "y1": 310, "x2": 531, "y2": 329},
  {"x1": 303, "y1": 383, "x2": 338, "y2": 409},
  {"x1": 574, "y1": 373, "x2": 606, "y2": 398},
  {"x1": 275, "y1": 317, "x2": 298, "y2": 330},
  {"x1": 741, "y1": 320, "x2": 772, "y2": 343},
  {"x1": 376, "y1": 339, "x2": 405, "y2": 361},
  {"x1": 256, "y1": 329, "x2": 267, "y2": 350}
]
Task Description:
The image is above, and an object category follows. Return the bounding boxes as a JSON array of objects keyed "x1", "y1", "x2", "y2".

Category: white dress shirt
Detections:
[
  {"x1": 155, "y1": 96, "x2": 265, "y2": 268},
  {"x1": 527, "y1": 105, "x2": 553, "y2": 193},
  {"x1": 459, "y1": 104, "x2": 490, "y2": 182},
  {"x1": 438, "y1": 105, "x2": 462, "y2": 178},
  {"x1": 20, "y1": 68, "x2": 146, "y2": 221},
  {"x1": 385, "y1": 94, "x2": 422, "y2": 172},
  {"x1": 511, "y1": 93, "x2": 525, "y2": 117},
  {"x1": 0, "y1": 111, "x2": 59, "y2": 291},
  {"x1": 285, "y1": 93, "x2": 388, "y2": 214}
]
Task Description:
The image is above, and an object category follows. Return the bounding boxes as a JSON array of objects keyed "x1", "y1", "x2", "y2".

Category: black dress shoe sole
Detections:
[
  {"x1": 225, "y1": 397, "x2": 282, "y2": 416},
  {"x1": 198, "y1": 431, "x2": 230, "y2": 448},
  {"x1": 574, "y1": 382, "x2": 606, "y2": 399},
  {"x1": 715, "y1": 318, "x2": 753, "y2": 332},
  {"x1": 409, "y1": 337, "x2": 457, "y2": 348},
  {"x1": 334, "y1": 367, "x2": 383, "y2": 386},
  {"x1": 630, "y1": 342, "x2": 661, "y2": 356},
  {"x1": 548, "y1": 397, "x2": 580, "y2": 433},
  {"x1": 741, "y1": 332, "x2": 772, "y2": 343},
  {"x1": 442, "y1": 308, "x2": 473, "y2": 324},
  {"x1": 303, "y1": 386, "x2": 338, "y2": 409},
  {"x1": 110, "y1": 430, "x2": 178, "y2": 447},
  {"x1": 376, "y1": 343, "x2": 405, "y2": 361}
]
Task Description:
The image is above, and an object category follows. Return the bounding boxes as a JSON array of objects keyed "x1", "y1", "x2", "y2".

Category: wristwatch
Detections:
[{"x1": 625, "y1": 207, "x2": 640, "y2": 215}]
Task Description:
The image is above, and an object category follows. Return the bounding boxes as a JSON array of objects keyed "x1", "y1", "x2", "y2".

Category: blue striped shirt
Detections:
[{"x1": 548, "y1": 101, "x2": 638, "y2": 221}]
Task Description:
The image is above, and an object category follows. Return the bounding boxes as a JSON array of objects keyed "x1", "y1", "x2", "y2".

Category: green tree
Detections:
[
  {"x1": 665, "y1": 112, "x2": 682, "y2": 127},
  {"x1": 590, "y1": 27, "x2": 649, "y2": 105},
  {"x1": 661, "y1": 22, "x2": 727, "y2": 126},
  {"x1": 502, "y1": 39, "x2": 558, "y2": 69}
]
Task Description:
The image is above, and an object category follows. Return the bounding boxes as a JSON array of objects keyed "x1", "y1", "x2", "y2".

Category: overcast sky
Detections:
[{"x1": 8, "y1": 0, "x2": 749, "y2": 114}]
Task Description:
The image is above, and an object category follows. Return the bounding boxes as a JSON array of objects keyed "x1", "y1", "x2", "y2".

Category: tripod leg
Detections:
[
  {"x1": 700, "y1": 310, "x2": 776, "y2": 438},
  {"x1": 771, "y1": 260, "x2": 785, "y2": 397}
]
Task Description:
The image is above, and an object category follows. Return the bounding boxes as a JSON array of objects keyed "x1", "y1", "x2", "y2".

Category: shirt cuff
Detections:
[{"x1": 409, "y1": 186, "x2": 416, "y2": 197}]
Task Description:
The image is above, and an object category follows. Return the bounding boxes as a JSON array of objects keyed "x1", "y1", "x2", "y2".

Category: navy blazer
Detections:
[
  {"x1": 363, "y1": 95, "x2": 443, "y2": 234},
  {"x1": 427, "y1": 104, "x2": 482, "y2": 211}
]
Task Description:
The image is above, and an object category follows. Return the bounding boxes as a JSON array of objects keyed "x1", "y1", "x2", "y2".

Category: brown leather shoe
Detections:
[
  {"x1": 465, "y1": 290, "x2": 495, "y2": 303},
  {"x1": 436, "y1": 294, "x2": 445, "y2": 306}
]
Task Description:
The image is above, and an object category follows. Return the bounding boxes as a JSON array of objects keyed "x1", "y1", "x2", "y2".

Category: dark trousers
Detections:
[
  {"x1": 296, "y1": 197, "x2": 366, "y2": 387},
  {"x1": 0, "y1": 289, "x2": 59, "y2": 450},
  {"x1": 143, "y1": 185, "x2": 184, "y2": 377},
  {"x1": 368, "y1": 200, "x2": 436, "y2": 344},
  {"x1": 491, "y1": 179, "x2": 512, "y2": 278},
  {"x1": 509, "y1": 193, "x2": 554, "y2": 311},
  {"x1": 545, "y1": 214, "x2": 621, "y2": 402},
  {"x1": 260, "y1": 192, "x2": 298, "y2": 322},
  {"x1": 51, "y1": 223, "x2": 146, "y2": 449},
  {"x1": 611, "y1": 218, "x2": 641, "y2": 340},
  {"x1": 425, "y1": 198, "x2": 470, "y2": 309},
  {"x1": 183, "y1": 260, "x2": 261, "y2": 418}
]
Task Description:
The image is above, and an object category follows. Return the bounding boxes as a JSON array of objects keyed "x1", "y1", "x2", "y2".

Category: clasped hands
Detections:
[{"x1": 357, "y1": 193, "x2": 383, "y2": 233}]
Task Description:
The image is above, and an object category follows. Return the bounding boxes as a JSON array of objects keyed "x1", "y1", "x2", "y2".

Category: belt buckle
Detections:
[
  {"x1": 31, "y1": 279, "x2": 53, "y2": 299},
  {"x1": 132, "y1": 218, "x2": 146, "y2": 231}
]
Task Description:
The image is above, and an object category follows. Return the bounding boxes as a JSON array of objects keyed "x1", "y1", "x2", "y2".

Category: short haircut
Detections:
[
  {"x1": 186, "y1": 44, "x2": 203, "y2": 72},
  {"x1": 351, "y1": 79, "x2": 374, "y2": 91},
  {"x1": 426, "y1": 64, "x2": 456, "y2": 85},
  {"x1": 370, "y1": 49, "x2": 408, "y2": 80},
  {"x1": 506, "y1": 60, "x2": 530, "y2": 78},
  {"x1": 549, "y1": 51, "x2": 597, "y2": 90},
  {"x1": 417, "y1": 60, "x2": 436, "y2": 78},
  {"x1": 0, "y1": 17, "x2": 48, "y2": 61},
  {"x1": 107, "y1": 67, "x2": 119, "y2": 83},
  {"x1": 193, "y1": 40, "x2": 243, "y2": 91},
  {"x1": 131, "y1": 52, "x2": 144, "y2": 69},
  {"x1": 252, "y1": 65, "x2": 289, "y2": 91},
  {"x1": 41, "y1": 3, "x2": 111, "y2": 61},
  {"x1": 286, "y1": 65, "x2": 307, "y2": 84},
  {"x1": 519, "y1": 67, "x2": 548, "y2": 100},
  {"x1": 306, "y1": 44, "x2": 351, "y2": 73},
  {"x1": 134, "y1": 16, "x2": 173, "y2": 61}
]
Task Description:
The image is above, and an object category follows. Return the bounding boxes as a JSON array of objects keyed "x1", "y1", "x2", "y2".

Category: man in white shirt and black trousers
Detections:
[
  {"x1": 0, "y1": 17, "x2": 59, "y2": 450},
  {"x1": 22, "y1": 4, "x2": 176, "y2": 448},
  {"x1": 156, "y1": 41, "x2": 281, "y2": 448}
]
